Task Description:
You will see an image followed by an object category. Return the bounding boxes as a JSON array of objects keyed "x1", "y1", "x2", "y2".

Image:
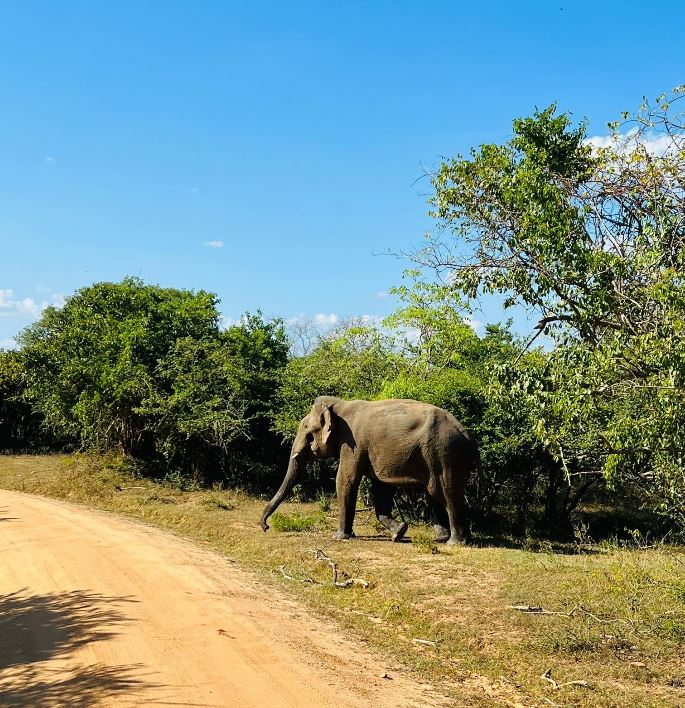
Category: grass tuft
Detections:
[
  {"x1": 269, "y1": 510, "x2": 325, "y2": 532},
  {"x1": 410, "y1": 525, "x2": 440, "y2": 554}
]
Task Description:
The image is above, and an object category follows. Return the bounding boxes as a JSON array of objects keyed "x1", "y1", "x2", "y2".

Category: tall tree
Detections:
[
  {"x1": 19, "y1": 277, "x2": 220, "y2": 455},
  {"x1": 412, "y1": 88, "x2": 685, "y2": 530}
]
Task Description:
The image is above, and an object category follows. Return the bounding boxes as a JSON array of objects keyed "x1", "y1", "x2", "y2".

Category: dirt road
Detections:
[{"x1": 0, "y1": 490, "x2": 444, "y2": 707}]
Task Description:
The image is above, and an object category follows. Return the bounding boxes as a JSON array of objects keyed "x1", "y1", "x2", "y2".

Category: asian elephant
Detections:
[{"x1": 260, "y1": 396, "x2": 476, "y2": 545}]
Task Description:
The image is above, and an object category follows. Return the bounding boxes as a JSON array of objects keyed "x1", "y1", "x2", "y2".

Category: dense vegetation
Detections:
[{"x1": 2, "y1": 88, "x2": 684, "y2": 539}]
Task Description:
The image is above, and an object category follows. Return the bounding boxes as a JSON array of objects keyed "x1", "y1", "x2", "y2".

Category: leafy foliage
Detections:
[
  {"x1": 18, "y1": 277, "x2": 220, "y2": 454},
  {"x1": 415, "y1": 87, "x2": 685, "y2": 533},
  {"x1": 0, "y1": 349, "x2": 46, "y2": 451},
  {"x1": 274, "y1": 324, "x2": 401, "y2": 437},
  {"x1": 16, "y1": 278, "x2": 287, "y2": 484}
]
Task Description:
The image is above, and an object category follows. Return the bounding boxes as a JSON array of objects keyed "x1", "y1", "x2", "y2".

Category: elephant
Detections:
[{"x1": 260, "y1": 396, "x2": 476, "y2": 545}]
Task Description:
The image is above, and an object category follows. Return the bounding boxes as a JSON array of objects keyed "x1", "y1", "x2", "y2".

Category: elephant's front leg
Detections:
[{"x1": 332, "y1": 450, "x2": 362, "y2": 541}]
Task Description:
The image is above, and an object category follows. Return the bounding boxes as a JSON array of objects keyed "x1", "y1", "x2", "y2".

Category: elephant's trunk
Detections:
[{"x1": 260, "y1": 429, "x2": 307, "y2": 531}]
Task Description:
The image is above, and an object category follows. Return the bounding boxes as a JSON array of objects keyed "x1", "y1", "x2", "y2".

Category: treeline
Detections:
[
  {"x1": 2, "y1": 89, "x2": 684, "y2": 539},
  {"x1": 0, "y1": 278, "x2": 582, "y2": 536},
  {"x1": 2, "y1": 280, "x2": 289, "y2": 491}
]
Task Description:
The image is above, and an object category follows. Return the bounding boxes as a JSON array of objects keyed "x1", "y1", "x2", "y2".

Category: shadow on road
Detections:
[
  {"x1": 0, "y1": 663, "x2": 153, "y2": 707},
  {"x1": 0, "y1": 507, "x2": 18, "y2": 522},
  {"x1": 0, "y1": 589, "x2": 157, "y2": 706}
]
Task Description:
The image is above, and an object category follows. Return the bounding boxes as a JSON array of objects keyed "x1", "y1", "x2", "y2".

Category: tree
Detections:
[
  {"x1": 412, "y1": 87, "x2": 685, "y2": 532},
  {"x1": 383, "y1": 281, "x2": 582, "y2": 533},
  {"x1": 214, "y1": 313, "x2": 290, "y2": 488},
  {"x1": 19, "y1": 277, "x2": 220, "y2": 455},
  {"x1": 17, "y1": 279, "x2": 288, "y2": 487},
  {"x1": 0, "y1": 349, "x2": 45, "y2": 451},
  {"x1": 137, "y1": 336, "x2": 249, "y2": 478}
]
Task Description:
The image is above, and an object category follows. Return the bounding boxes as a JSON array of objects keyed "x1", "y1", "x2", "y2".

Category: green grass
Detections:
[
  {"x1": 269, "y1": 510, "x2": 325, "y2": 532},
  {"x1": 1, "y1": 453, "x2": 684, "y2": 706}
]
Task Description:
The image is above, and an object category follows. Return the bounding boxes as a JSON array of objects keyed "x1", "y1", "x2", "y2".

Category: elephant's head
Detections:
[{"x1": 260, "y1": 400, "x2": 335, "y2": 532}]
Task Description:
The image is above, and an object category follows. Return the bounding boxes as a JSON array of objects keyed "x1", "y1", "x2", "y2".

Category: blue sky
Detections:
[{"x1": 1, "y1": 1, "x2": 684, "y2": 346}]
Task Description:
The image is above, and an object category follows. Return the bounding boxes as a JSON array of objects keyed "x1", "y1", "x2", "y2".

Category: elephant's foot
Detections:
[
  {"x1": 391, "y1": 521, "x2": 408, "y2": 543},
  {"x1": 446, "y1": 532, "x2": 469, "y2": 546},
  {"x1": 433, "y1": 524, "x2": 450, "y2": 543},
  {"x1": 331, "y1": 530, "x2": 354, "y2": 541},
  {"x1": 378, "y1": 515, "x2": 408, "y2": 542}
]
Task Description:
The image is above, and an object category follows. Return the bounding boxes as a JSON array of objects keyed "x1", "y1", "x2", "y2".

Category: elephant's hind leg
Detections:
[
  {"x1": 430, "y1": 499, "x2": 451, "y2": 543},
  {"x1": 433, "y1": 464, "x2": 469, "y2": 546},
  {"x1": 445, "y1": 480, "x2": 469, "y2": 545},
  {"x1": 371, "y1": 479, "x2": 408, "y2": 542}
]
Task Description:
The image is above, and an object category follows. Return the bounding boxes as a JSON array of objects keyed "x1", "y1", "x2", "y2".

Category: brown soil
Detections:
[{"x1": 0, "y1": 490, "x2": 445, "y2": 707}]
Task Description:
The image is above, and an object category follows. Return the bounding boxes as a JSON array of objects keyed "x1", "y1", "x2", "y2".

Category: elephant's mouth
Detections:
[{"x1": 310, "y1": 441, "x2": 322, "y2": 457}]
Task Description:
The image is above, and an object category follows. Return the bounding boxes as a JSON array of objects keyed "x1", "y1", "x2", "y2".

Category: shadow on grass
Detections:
[
  {"x1": 471, "y1": 533, "x2": 602, "y2": 555},
  {"x1": 357, "y1": 535, "x2": 413, "y2": 544},
  {"x1": 0, "y1": 589, "x2": 157, "y2": 706}
]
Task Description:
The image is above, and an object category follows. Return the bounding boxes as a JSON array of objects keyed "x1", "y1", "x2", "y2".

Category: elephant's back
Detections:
[
  {"x1": 352, "y1": 398, "x2": 476, "y2": 481},
  {"x1": 355, "y1": 398, "x2": 469, "y2": 442}
]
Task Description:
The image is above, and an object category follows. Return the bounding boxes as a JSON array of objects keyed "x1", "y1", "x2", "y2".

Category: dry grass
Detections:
[{"x1": 1, "y1": 453, "x2": 684, "y2": 707}]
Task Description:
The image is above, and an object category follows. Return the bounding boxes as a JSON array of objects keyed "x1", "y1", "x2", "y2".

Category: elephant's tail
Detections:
[{"x1": 466, "y1": 434, "x2": 480, "y2": 472}]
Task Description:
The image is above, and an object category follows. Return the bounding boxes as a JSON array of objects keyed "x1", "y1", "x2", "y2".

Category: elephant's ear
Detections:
[{"x1": 320, "y1": 405, "x2": 333, "y2": 446}]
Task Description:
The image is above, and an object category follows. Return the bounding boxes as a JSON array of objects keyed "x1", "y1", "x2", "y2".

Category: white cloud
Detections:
[
  {"x1": 376, "y1": 290, "x2": 389, "y2": 299},
  {"x1": 312, "y1": 313, "x2": 340, "y2": 328},
  {"x1": 203, "y1": 240, "x2": 224, "y2": 248},
  {"x1": 585, "y1": 128, "x2": 683, "y2": 157},
  {"x1": 584, "y1": 134, "x2": 615, "y2": 151},
  {"x1": 464, "y1": 316, "x2": 483, "y2": 334},
  {"x1": 0, "y1": 338, "x2": 17, "y2": 350},
  {"x1": 0, "y1": 289, "x2": 64, "y2": 318},
  {"x1": 286, "y1": 313, "x2": 386, "y2": 333},
  {"x1": 0, "y1": 289, "x2": 41, "y2": 317},
  {"x1": 220, "y1": 315, "x2": 241, "y2": 329},
  {"x1": 44, "y1": 156, "x2": 56, "y2": 164},
  {"x1": 357, "y1": 314, "x2": 383, "y2": 326}
]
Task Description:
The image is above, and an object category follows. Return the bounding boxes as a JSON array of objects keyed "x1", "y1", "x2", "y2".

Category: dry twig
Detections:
[
  {"x1": 277, "y1": 565, "x2": 320, "y2": 585},
  {"x1": 540, "y1": 668, "x2": 590, "y2": 691},
  {"x1": 412, "y1": 638, "x2": 438, "y2": 647},
  {"x1": 311, "y1": 549, "x2": 371, "y2": 588},
  {"x1": 506, "y1": 604, "x2": 635, "y2": 629}
]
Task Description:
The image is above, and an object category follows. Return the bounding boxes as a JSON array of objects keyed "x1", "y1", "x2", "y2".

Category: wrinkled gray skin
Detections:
[{"x1": 260, "y1": 396, "x2": 476, "y2": 545}]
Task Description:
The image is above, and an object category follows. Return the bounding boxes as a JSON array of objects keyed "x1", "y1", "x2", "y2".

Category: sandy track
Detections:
[{"x1": 0, "y1": 490, "x2": 444, "y2": 707}]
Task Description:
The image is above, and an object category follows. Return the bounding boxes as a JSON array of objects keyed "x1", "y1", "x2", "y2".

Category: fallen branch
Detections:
[
  {"x1": 540, "y1": 668, "x2": 590, "y2": 691},
  {"x1": 311, "y1": 549, "x2": 370, "y2": 588},
  {"x1": 277, "y1": 565, "x2": 320, "y2": 585},
  {"x1": 507, "y1": 605, "x2": 572, "y2": 616},
  {"x1": 506, "y1": 604, "x2": 635, "y2": 629},
  {"x1": 412, "y1": 638, "x2": 438, "y2": 647}
]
